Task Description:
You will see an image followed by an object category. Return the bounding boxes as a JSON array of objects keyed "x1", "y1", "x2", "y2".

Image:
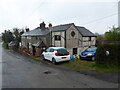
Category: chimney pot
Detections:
[
  {"x1": 26, "y1": 28, "x2": 29, "y2": 32},
  {"x1": 48, "y1": 23, "x2": 52, "y2": 27},
  {"x1": 40, "y1": 21, "x2": 46, "y2": 29}
]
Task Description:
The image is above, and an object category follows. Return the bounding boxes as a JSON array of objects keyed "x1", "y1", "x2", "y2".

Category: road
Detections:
[{"x1": 2, "y1": 45, "x2": 119, "y2": 88}]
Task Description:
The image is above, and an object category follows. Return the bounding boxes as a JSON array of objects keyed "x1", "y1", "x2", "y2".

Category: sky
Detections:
[{"x1": 0, "y1": 0, "x2": 119, "y2": 34}]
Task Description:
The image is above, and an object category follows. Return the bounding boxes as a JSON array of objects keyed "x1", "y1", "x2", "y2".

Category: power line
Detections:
[
  {"x1": 80, "y1": 12, "x2": 118, "y2": 25},
  {"x1": 17, "y1": 0, "x2": 46, "y2": 27}
]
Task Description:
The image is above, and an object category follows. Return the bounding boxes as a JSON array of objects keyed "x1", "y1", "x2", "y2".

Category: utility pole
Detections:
[{"x1": 118, "y1": 1, "x2": 120, "y2": 26}]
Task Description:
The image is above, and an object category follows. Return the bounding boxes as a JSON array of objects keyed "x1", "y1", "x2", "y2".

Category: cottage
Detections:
[{"x1": 21, "y1": 22, "x2": 96, "y2": 56}]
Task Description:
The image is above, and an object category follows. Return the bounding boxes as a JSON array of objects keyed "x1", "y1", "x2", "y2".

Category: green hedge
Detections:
[{"x1": 95, "y1": 43, "x2": 120, "y2": 66}]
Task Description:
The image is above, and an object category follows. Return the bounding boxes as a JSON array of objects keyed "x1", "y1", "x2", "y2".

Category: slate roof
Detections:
[
  {"x1": 49, "y1": 23, "x2": 73, "y2": 31},
  {"x1": 22, "y1": 27, "x2": 50, "y2": 36},
  {"x1": 76, "y1": 26, "x2": 96, "y2": 37},
  {"x1": 32, "y1": 41, "x2": 44, "y2": 47},
  {"x1": 22, "y1": 23, "x2": 96, "y2": 37}
]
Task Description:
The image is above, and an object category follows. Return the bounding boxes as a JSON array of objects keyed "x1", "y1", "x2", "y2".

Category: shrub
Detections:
[{"x1": 95, "y1": 43, "x2": 120, "y2": 66}]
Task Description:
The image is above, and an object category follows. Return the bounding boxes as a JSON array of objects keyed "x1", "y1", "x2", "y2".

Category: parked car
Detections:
[
  {"x1": 79, "y1": 47, "x2": 97, "y2": 61},
  {"x1": 42, "y1": 47, "x2": 70, "y2": 64}
]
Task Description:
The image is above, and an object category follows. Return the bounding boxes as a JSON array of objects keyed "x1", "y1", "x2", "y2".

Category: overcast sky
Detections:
[{"x1": 0, "y1": 0, "x2": 119, "y2": 34}]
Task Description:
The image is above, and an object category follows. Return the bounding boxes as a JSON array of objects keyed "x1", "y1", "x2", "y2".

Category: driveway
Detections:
[{"x1": 2, "y1": 46, "x2": 119, "y2": 88}]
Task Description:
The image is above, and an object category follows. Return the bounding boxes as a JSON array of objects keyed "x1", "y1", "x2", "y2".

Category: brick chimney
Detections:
[
  {"x1": 40, "y1": 21, "x2": 46, "y2": 29},
  {"x1": 26, "y1": 28, "x2": 29, "y2": 32},
  {"x1": 48, "y1": 23, "x2": 52, "y2": 27}
]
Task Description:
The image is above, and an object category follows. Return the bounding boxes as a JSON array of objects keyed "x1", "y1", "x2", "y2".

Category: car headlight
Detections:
[{"x1": 87, "y1": 53, "x2": 92, "y2": 55}]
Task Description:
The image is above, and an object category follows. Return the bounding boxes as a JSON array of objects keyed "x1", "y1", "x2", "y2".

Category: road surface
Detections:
[{"x1": 2, "y1": 45, "x2": 119, "y2": 88}]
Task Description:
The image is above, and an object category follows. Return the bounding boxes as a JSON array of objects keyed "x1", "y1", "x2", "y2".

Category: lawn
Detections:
[
  {"x1": 30, "y1": 56, "x2": 120, "y2": 72},
  {"x1": 61, "y1": 59, "x2": 120, "y2": 72}
]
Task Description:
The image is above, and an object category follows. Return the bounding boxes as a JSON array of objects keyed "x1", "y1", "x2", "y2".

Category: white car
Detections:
[{"x1": 42, "y1": 47, "x2": 70, "y2": 64}]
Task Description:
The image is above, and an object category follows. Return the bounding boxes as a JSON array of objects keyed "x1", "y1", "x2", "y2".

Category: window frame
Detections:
[{"x1": 55, "y1": 35, "x2": 61, "y2": 41}]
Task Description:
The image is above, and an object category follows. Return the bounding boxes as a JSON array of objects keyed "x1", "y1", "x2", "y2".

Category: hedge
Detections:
[{"x1": 95, "y1": 43, "x2": 120, "y2": 66}]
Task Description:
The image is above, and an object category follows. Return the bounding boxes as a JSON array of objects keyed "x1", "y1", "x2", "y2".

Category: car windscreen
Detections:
[
  {"x1": 84, "y1": 48, "x2": 96, "y2": 52},
  {"x1": 57, "y1": 49, "x2": 69, "y2": 56}
]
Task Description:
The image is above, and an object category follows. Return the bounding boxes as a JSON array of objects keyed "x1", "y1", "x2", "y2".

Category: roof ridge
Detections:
[{"x1": 53, "y1": 23, "x2": 74, "y2": 27}]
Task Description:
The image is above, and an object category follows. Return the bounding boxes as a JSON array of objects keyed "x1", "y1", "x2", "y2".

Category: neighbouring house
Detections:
[{"x1": 21, "y1": 22, "x2": 96, "y2": 56}]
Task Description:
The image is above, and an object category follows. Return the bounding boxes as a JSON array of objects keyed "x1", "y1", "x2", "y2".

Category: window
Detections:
[
  {"x1": 89, "y1": 37, "x2": 91, "y2": 41},
  {"x1": 50, "y1": 49, "x2": 54, "y2": 52},
  {"x1": 22, "y1": 36, "x2": 25, "y2": 39},
  {"x1": 26, "y1": 36, "x2": 31, "y2": 39},
  {"x1": 29, "y1": 43, "x2": 31, "y2": 49},
  {"x1": 55, "y1": 35, "x2": 61, "y2": 40},
  {"x1": 46, "y1": 48, "x2": 51, "y2": 52},
  {"x1": 71, "y1": 31, "x2": 75, "y2": 37}
]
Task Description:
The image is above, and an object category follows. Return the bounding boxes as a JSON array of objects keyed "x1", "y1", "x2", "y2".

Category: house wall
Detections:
[
  {"x1": 21, "y1": 34, "x2": 50, "y2": 53},
  {"x1": 51, "y1": 25, "x2": 97, "y2": 55},
  {"x1": 51, "y1": 31, "x2": 65, "y2": 47},
  {"x1": 82, "y1": 36, "x2": 96, "y2": 47},
  {"x1": 66, "y1": 25, "x2": 80, "y2": 49},
  {"x1": 21, "y1": 25, "x2": 96, "y2": 56}
]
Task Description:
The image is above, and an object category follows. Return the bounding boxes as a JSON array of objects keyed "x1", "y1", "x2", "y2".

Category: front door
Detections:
[
  {"x1": 27, "y1": 43, "x2": 29, "y2": 51},
  {"x1": 32, "y1": 46, "x2": 36, "y2": 56},
  {"x1": 73, "y1": 48, "x2": 77, "y2": 55}
]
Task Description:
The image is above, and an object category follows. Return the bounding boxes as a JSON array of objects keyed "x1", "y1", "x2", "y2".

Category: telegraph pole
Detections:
[{"x1": 118, "y1": 1, "x2": 120, "y2": 26}]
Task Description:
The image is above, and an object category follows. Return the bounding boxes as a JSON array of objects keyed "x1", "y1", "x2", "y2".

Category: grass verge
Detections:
[
  {"x1": 29, "y1": 56, "x2": 51, "y2": 65},
  {"x1": 29, "y1": 56, "x2": 120, "y2": 72},
  {"x1": 61, "y1": 59, "x2": 120, "y2": 72},
  {"x1": 2, "y1": 43, "x2": 9, "y2": 49}
]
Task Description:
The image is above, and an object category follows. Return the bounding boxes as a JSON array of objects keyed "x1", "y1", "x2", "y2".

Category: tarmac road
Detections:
[{"x1": 2, "y1": 45, "x2": 119, "y2": 88}]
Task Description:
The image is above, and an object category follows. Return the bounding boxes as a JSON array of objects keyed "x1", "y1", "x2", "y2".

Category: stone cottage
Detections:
[{"x1": 21, "y1": 22, "x2": 96, "y2": 56}]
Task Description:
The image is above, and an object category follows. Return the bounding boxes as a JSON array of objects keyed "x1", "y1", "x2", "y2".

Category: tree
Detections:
[
  {"x1": 95, "y1": 33, "x2": 105, "y2": 46},
  {"x1": 105, "y1": 26, "x2": 120, "y2": 41},
  {"x1": 2, "y1": 30, "x2": 14, "y2": 43},
  {"x1": 13, "y1": 28, "x2": 24, "y2": 42}
]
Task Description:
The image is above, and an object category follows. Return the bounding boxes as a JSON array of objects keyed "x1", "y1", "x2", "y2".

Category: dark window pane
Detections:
[
  {"x1": 71, "y1": 31, "x2": 75, "y2": 37},
  {"x1": 89, "y1": 37, "x2": 91, "y2": 41},
  {"x1": 57, "y1": 49, "x2": 69, "y2": 56},
  {"x1": 55, "y1": 35, "x2": 61, "y2": 40},
  {"x1": 50, "y1": 49, "x2": 54, "y2": 52}
]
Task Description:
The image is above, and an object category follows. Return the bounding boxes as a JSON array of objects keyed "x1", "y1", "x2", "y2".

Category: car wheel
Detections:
[
  {"x1": 91, "y1": 57, "x2": 95, "y2": 61},
  {"x1": 52, "y1": 58, "x2": 57, "y2": 64}
]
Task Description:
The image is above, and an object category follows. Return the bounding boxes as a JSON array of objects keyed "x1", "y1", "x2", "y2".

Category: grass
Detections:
[
  {"x1": 29, "y1": 56, "x2": 51, "y2": 65},
  {"x1": 61, "y1": 59, "x2": 120, "y2": 72},
  {"x1": 29, "y1": 56, "x2": 120, "y2": 72},
  {"x1": 92, "y1": 64, "x2": 120, "y2": 72},
  {"x1": 2, "y1": 43, "x2": 9, "y2": 49}
]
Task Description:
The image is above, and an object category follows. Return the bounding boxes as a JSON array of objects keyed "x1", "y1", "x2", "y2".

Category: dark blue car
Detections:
[{"x1": 79, "y1": 47, "x2": 97, "y2": 61}]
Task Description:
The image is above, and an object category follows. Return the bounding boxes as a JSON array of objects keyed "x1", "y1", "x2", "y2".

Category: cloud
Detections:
[{"x1": 0, "y1": 0, "x2": 118, "y2": 34}]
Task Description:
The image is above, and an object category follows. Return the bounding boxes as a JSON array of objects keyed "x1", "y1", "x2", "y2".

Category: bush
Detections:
[
  {"x1": 2, "y1": 42, "x2": 9, "y2": 49},
  {"x1": 95, "y1": 43, "x2": 120, "y2": 66}
]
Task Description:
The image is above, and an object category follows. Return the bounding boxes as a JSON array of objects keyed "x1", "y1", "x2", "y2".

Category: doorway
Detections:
[
  {"x1": 73, "y1": 48, "x2": 77, "y2": 55},
  {"x1": 32, "y1": 46, "x2": 36, "y2": 56}
]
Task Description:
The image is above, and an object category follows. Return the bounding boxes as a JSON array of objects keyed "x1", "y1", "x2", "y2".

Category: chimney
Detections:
[
  {"x1": 40, "y1": 21, "x2": 46, "y2": 29},
  {"x1": 48, "y1": 23, "x2": 52, "y2": 27},
  {"x1": 26, "y1": 28, "x2": 29, "y2": 32}
]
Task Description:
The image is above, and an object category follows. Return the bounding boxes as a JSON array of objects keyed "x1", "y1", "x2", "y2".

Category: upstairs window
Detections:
[
  {"x1": 89, "y1": 37, "x2": 91, "y2": 41},
  {"x1": 55, "y1": 35, "x2": 61, "y2": 41},
  {"x1": 71, "y1": 31, "x2": 75, "y2": 37}
]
